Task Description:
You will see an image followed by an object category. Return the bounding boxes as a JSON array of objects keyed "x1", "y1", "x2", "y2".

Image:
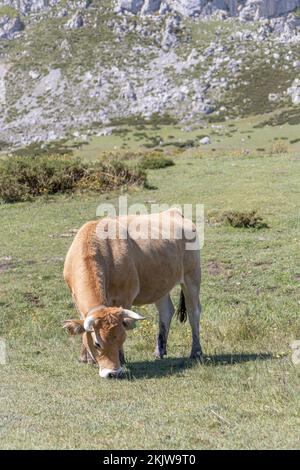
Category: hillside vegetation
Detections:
[{"x1": 0, "y1": 0, "x2": 300, "y2": 150}]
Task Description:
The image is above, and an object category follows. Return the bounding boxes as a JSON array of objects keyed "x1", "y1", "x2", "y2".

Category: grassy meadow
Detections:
[
  {"x1": 0, "y1": 133, "x2": 300, "y2": 449},
  {"x1": 71, "y1": 114, "x2": 300, "y2": 160}
]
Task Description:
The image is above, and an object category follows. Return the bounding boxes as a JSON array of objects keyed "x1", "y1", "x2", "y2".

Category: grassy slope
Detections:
[
  {"x1": 72, "y1": 115, "x2": 300, "y2": 160},
  {"x1": 1, "y1": 149, "x2": 300, "y2": 449},
  {"x1": 2, "y1": 5, "x2": 300, "y2": 152}
]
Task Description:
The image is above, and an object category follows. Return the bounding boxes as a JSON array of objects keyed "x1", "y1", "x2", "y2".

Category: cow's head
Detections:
[{"x1": 63, "y1": 307, "x2": 144, "y2": 378}]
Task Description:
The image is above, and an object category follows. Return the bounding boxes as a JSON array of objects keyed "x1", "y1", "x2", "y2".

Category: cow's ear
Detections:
[
  {"x1": 122, "y1": 309, "x2": 145, "y2": 330},
  {"x1": 122, "y1": 317, "x2": 137, "y2": 330},
  {"x1": 62, "y1": 319, "x2": 85, "y2": 335}
]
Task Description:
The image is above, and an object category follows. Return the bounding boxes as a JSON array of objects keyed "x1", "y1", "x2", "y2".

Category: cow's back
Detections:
[
  {"x1": 97, "y1": 209, "x2": 199, "y2": 305},
  {"x1": 64, "y1": 210, "x2": 200, "y2": 308}
]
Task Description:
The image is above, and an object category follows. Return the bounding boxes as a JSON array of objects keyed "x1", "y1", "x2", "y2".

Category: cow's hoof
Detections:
[
  {"x1": 154, "y1": 354, "x2": 163, "y2": 360},
  {"x1": 154, "y1": 350, "x2": 166, "y2": 360},
  {"x1": 190, "y1": 350, "x2": 203, "y2": 361}
]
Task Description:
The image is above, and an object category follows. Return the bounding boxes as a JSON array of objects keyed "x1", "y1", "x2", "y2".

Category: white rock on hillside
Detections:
[
  {"x1": 117, "y1": 0, "x2": 145, "y2": 14},
  {"x1": 0, "y1": 14, "x2": 24, "y2": 39},
  {"x1": 170, "y1": 0, "x2": 205, "y2": 16},
  {"x1": 0, "y1": 63, "x2": 9, "y2": 105},
  {"x1": 29, "y1": 70, "x2": 40, "y2": 80},
  {"x1": 259, "y1": 0, "x2": 300, "y2": 18},
  {"x1": 0, "y1": 0, "x2": 92, "y2": 14},
  {"x1": 141, "y1": 0, "x2": 162, "y2": 15},
  {"x1": 199, "y1": 136, "x2": 211, "y2": 144},
  {"x1": 116, "y1": 0, "x2": 300, "y2": 18},
  {"x1": 65, "y1": 11, "x2": 84, "y2": 29},
  {"x1": 161, "y1": 15, "x2": 181, "y2": 50},
  {"x1": 268, "y1": 92, "x2": 280, "y2": 102},
  {"x1": 0, "y1": 1, "x2": 60, "y2": 14},
  {"x1": 287, "y1": 78, "x2": 300, "y2": 105},
  {"x1": 1, "y1": 0, "x2": 300, "y2": 19}
]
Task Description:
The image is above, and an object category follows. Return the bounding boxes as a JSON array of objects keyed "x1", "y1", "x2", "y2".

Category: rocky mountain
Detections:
[
  {"x1": 0, "y1": 0, "x2": 300, "y2": 148},
  {"x1": 116, "y1": 0, "x2": 300, "y2": 19},
  {"x1": 2, "y1": 0, "x2": 300, "y2": 18}
]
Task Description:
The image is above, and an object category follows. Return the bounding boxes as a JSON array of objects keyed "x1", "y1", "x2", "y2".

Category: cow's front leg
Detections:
[
  {"x1": 154, "y1": 294, "x2": 175, "y2": 359},
  {"x1": 119, "y1": 348, "x2": 126, "y2": 366},
  {"x1": 79, "y1": 341, "x2": 96, "y2": 364}
]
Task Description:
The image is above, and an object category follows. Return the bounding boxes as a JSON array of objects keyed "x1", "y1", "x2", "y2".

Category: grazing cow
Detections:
[{"x1": 63, "y1": 209, "x2": 202, "y2": 378}]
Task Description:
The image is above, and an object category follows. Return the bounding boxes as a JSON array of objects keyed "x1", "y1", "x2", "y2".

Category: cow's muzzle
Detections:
[{"x1": 99, "y1": 367, "x2": 124, "y2": 379}]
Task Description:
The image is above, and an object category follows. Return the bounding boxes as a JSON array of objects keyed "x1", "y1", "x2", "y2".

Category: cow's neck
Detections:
[
  {"x1": 73, "y1": 266, "x2": 107, "y2": 318},
  {"x1": 70, "y1": 229, "x2": 109, "y2": 318}
]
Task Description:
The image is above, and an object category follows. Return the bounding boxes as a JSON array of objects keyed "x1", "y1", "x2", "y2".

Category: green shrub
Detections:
[
  {"x1": 0, "y1": 6, "x2": 18, "y2": 18},
  {"x1": 12, "y1": 140, "x2": 73, "y2": 157},
  {"x1": 294, "y1": 7, "x2": 300, "y2": 18},
  {"x1": 220, "y1": 210, "x2": 268, "y2": 229},
  {"x1": 163, "y1": 139, "x2": 196, "y2": 149},
  {"x1": 139, "y1": 152, "x2": 174, "y2": 170},
  {"x1": 0, "y1": 155, "x2": 147, "y2": 203},
  {"x1": 77, "y1": 160, "x2": 147, "y2": 192},
  {"x1": 0, "y1": 140, "x2": 9, "y2": 151},
  {"x1": 0, "y1": 155, "x2": 85, "y2": 202}
]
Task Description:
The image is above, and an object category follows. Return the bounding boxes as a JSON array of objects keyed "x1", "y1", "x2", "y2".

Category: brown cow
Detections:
[{"x1": 63, "y1": 209, "x2": 202, "y2": 378}]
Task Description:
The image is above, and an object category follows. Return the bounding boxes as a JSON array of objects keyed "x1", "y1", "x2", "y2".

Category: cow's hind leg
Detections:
[
  {"x1": 181, "y1": 273, "x2": 202, "y2": 359},
  {"x1": 154, "y1": 294, "x2": 175, "y2": 359}
]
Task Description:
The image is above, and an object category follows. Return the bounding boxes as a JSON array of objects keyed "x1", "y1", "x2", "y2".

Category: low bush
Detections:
[
  {"x1": 270, "y1": 141, "x2": 288, "y2": 155},
  {"x1": 220, "y1": 210, "x2": 268, "y2": 229},
  {"x1": 0, "y1": 140, "x2": 9, "y2": 151},
  {"x1": 294, "y1": 7, "x2": 300, "y2": 18},
  {"x1": 0, "y1": 155, "x2": 147, "y2": 203},
  {"x1": 77, "y1": 159, "x2": 147, "y2": 192},
  {"x1": 139, "y1": 152, "x2": 174, "y2": 170},
  {"x1": 0, "y1": 6, "x2": 18, "y2": 18}
]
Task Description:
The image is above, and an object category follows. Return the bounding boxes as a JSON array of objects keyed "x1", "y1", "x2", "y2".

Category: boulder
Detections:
[
  {"x1": 287, "y1": 79, "x2": 300, "y2": 105},
  {"x1": 199, "y1": 136, "x2": 211, "y2": 144},
  {"x1": 161, "y1": 15, "x2": 181, "y2": 50},
  {"x1": 117, "y1": 0, "x2": 145, "y2": 14},
  {"x1": 141, "y1": 0, "x2": 162, "y2": 15},
  {"x1": 268, "y1": 93, "x2": 280, "y2": 102},
  {"x1": 0, "y1": 14, "x2": 24, "y2": 40},
  {"x1": 65, "y1": 12, "x2": 84, "y2": 30},
  {"x1": 0, "y1": 1, "x2": 60, "y2": 15},
  {"x1": 122, "y1": 82, "x2": 137, "y2": 101},
  {"x1": 2, "y1": 0, "x2": 300, "y2": 19}
]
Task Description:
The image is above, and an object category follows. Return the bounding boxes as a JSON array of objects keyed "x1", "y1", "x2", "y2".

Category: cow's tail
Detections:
[{"x1": 176, "y1": 289, "x2": 187, "y2": 323}]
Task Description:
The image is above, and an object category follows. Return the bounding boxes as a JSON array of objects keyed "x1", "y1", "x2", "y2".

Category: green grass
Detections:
[
  {"x1": 70, "y1": 115, "x2": 300, "y2": 161},
  {"x1": 0, "y1": 6, "x2": 18, "y2": 18},
  {"x1": 0, "y1": 148, "x2": 300, "y2": 449},
  {"x1": 294, "y1": 7, "x2": 300, "y2": 18}
]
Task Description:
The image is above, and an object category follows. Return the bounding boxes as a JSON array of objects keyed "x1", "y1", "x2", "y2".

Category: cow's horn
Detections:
[
  {"x1": 123, "y1": 309, "x2": 145, "y2": 321},
  {"x1": 84, "y1": 315, "x2": 95, "y2": 332}
]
